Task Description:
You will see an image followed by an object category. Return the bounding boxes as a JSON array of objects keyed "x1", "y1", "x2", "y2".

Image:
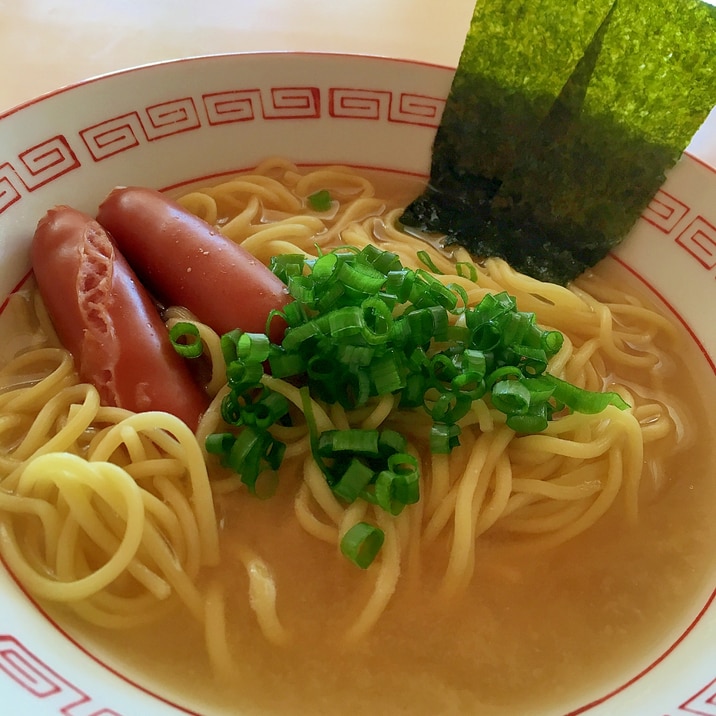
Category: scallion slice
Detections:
[
  {"x1": 340, "y1": 522, "x2": 385, "y2": 569},
  {"x1": 308, "y1": 189, "x2": 332, "y2": 212},
  {"x1": 169, "y1": 322, "x2": 204, "y2": 358},
  {"x1": 333, "y1": 459, "x2": 376, "y2": 503}
]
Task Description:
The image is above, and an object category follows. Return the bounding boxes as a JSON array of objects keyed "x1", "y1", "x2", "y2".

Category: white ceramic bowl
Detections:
[{"x1": 0, "y1": 52, "x2": 714, "y2": 716}]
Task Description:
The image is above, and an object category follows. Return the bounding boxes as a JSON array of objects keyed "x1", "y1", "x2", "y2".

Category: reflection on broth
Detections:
[{"x1": 0, "y1": 159, "x2": 715, "y2": 715}]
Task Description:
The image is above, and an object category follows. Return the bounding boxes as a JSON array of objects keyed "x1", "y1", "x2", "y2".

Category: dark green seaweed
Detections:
[{"x1": 401, "y1": 0, "x2": 716, "y2": 285}]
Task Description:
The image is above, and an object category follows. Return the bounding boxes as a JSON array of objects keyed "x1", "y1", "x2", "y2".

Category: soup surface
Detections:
[{"x1": 1, "y1": 165, "x2": 715, "y2": 716}]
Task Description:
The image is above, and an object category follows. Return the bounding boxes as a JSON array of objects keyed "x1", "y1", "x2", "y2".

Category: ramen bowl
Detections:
[{"x1": 0, "y1": 52, "x2": 714, "y2": 716}]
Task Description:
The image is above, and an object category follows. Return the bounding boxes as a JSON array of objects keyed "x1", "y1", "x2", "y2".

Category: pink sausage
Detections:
[
  {"x1": 31, "y1": 206, "x2": 209, "y2": 430},
  {"x1": 96, "y1": 187, "x2": 290, "y2": 343}
]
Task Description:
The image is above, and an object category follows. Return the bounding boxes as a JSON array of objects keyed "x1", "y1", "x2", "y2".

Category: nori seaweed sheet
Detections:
[{"x1": 401, "y1": 0, "x2": 716, "y2": 285}]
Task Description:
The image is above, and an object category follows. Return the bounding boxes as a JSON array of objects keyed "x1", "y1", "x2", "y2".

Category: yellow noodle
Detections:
[
  {"x1": 304, "y1": 455, "x2": 344, "y2": 526},
  {"x1": 176, "y1": 191, "x2": 218, "y2": 224},
  {"x1": 88, "y1": 411, "x2": 219, "y2": 565},
  {"x1": 343, "y1": 509, "x2": 402, "y2": 644},
  {"x1": 67, "y1": 591, "x2": 177, "y2": 629},
  {"x1": 426, "y1": 452, "x2": 451, "y2": 518},
  {"x1": 294, "y1": 482, "x2": 339, "y2": 544},
  {"x1": 204, "y1": 579, "x2": 236, "y2": 682},
  {"x1": 0, "y1": 348, "x2": 75, "y2": 411},
  {"x1": 440, "y1": 426, "x2": 514, "y2": 599},
  {"x1": 6, "y1": 453, "x2": 145, "y2": 601},
  {"x1": 236, "y1": 545, "x2": 290, "y2": 646},
  {"x1": 153, "y1": 474, "x2": 202, "y2": 575},
  {"x1": 474, "y1": 451, "x2": 514, "y2": 536},
  {"x1": 359, "y1": 393, "x2": 396, "y2": 430}
]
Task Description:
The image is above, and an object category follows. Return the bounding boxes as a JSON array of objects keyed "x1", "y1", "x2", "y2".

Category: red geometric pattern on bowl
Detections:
[
  {"x1": 671, "y1": 677, "x2": 716, "y2": 716},
  {"x1": 203, "y1": 89, "x2": 262, "y2": 124},
  {"x1": 0, "y1": 162, "x2": 22, "y2": 213},
  {"x1": 80, "y1": 113, "x2": 146, "y2": 161},
  {"x1": 265, "y1": 86, "x2": 320, "y2": 118},
  {"x1": 16, "y1": 135, "x2": 80, "y2": 190},
  {"x1": 143, "y1": 98, "x2": 201, "y2": 139},
  {"x1": 0, "y1": 635, "x2": 123, "y2": 716},
  {"x1": 329, "y1": 87, "x2": 444, "y2": 126},
  {"x1": 0, "y1": 84, "x2": 445, "y2": 211},
  {"x1": 330, "y1": 87, "x2": 393, "y2": 120},
  {"x1": 642, "y1": 189, "x2": 690, "y2": 233},
  {"x1": 202, "y1": 86, "x2": 320, "y2": 124},
  {"x1": 675, "y1": 215, "x2": 716, "y2": 271},
  {"x1": 394, "y1": 92, "x2": 445, "y2": 125}
]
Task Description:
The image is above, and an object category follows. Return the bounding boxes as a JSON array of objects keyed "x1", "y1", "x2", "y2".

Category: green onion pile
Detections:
[{"x1": 175, "y1": 243, "x2": 628, "y2": 568}]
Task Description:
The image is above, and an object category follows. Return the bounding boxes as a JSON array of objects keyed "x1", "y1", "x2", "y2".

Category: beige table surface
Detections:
[{"x1": 0, "y1": 0, "x2": 476, "y2": 112}]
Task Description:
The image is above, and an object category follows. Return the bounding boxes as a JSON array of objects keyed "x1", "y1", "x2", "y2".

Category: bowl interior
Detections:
[{"x1": 0, "y1": 52, "x2": 715, "y2": 716}]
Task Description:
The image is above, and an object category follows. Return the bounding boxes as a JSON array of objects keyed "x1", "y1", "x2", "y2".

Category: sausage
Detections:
[
  {"x1": 96, "y1": 187, "x2": 291, "y2": 343},
  {"x1": 31, "y1": 206, "x2": 209, "y2": 430}
]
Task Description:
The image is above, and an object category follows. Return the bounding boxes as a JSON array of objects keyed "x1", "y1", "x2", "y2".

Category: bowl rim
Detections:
[{"x1": 0, "y1": 50, "x2": 456, "y2": 122}]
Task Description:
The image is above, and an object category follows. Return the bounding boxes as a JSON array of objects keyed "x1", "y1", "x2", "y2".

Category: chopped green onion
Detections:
[
  {"x1": 375, "y1": 471, "x2": 407, "y2": 515},
  {"x1": 236, "y1": 332, "x2": 271, "y2": 362},
  {"x1": 318, "y1": 429, "x2": 381, "y2": 457},
  {"x1": 426, "y1": 390, "x2": 472, "y2": 424},
  {"x1": 282, "y1": 319, "x2": 324, "y2": 352},
  {"x1": 220, "y1": 328, "x2": 244, "y2": 364},
  {"x1": 308, "y1": 189, "x2": 332, "y2": 212},
  {"x1": 328, "y1": 306, "x2": 364, "y2": 339},
  {"x1": 288, "y1": 274, "x2": 316, "y2": 304},
  {"x1": 387, "y1": 451, "x2": 419, "y2": 479},
  {"x1": 491, "y1": 379, "x2": 532, "y2": 415},
  {"x1": 407, "y1": 306, "x2": 449, "y2": 345},
  {"x1": 360, "y1": 244, "x2": 401, "y2": 274},
  {"x1": 336, "y1": 260, "x2": 386, "y2": 294},
  {"x1": 340, "y1": 522, "x2": 385, "y2": 569},
  {"x1": 169, "y1": 322, "x2": 204, "y2": 358},
  {"x1": 540, "y1": 374, "x2": 630, "y2": 413},
  {"x1": 415, "y1": 269, "x2": 457, "y2": 310},
  {"x1": 385, "y1": 268, "x2": 416, "y2": 303},
  {"x1": 241, "y1": 390, "x2": 290, "y2": 430},
  {"x1": 333, "y1": 459, "x2": 375, "y2": 503},
  {"x1": 228, "y1": 427, "x2": 284, "y2": 495},
  {"x1": 226, "y1": 360, "x2": 263, "y2": 391},
  {"x1": 205, "y1": 432, "x2": 236, "y2": 455},
  {"x1": 206, "y1": 243, "x2": 631, "y2": 568},
  {"x1": 360, "y1": 297, "x2": 394, "y2": 345},
  {"x1": 430, "y1": 422, "x2": 462, "y2": 453},
  {"x1": 311, "y1": 251, "x2": 340, "y2": 282},
  {"x1": 485, "y1": 365, "x2": 523, "y2": 389},
  {"x1": 269, "y1": 254, "x2": 306, "y2": 283},
  {"x1": 451, "y1": 372, "x2": 486, "y2": 401},
  {"x1": 401, "y1": 372, "x2": 427, "y2": 407},
  {"x1": 506, "y1": 409, "x2": 550, "y2": 433},
  {"x1": 370, "y1": 351, "x2": 407, "y2": 394},
  {"x1": 378, "y1": 429, "x2": 407, "y2": 456},
  {"x1": 456, "y1": 261, "x2": 478, "y2": 282},
  {"x1": 513, "y1": 344, "x2": 549, "y2": 376},
  {"x1": 268, "y1": 348, "x2": 306, "y2": 378},
  {"x1": 542, "y1": 330, "x2": 564, "y2": 354},
  {"x1": 460, "y1": 348, "x2": 487, "y2": 376},
  {"x1": 447, "y1": 282, "x2": 470, "y2": 313},
  {"x1": 281, "y1": 300, "x2": 309, "y2": 328},
  {"x1": 417, "y1": 249, "x2": 444, "y2": 274},
  {"x1": 220, "y1": 391, "x2": 243, "y2": 425},
  {"x1": 521, "y1": 376, "x2": 557, "y2": 403}
]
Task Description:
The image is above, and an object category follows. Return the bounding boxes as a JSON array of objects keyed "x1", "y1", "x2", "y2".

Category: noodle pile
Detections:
[{"x1": 0, "y1": 158, "x2": 677, "y2": 676}]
